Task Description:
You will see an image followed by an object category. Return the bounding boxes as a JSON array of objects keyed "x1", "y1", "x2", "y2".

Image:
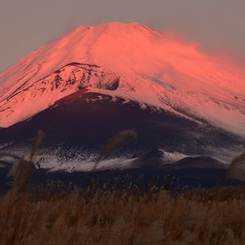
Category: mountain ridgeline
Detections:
[{"x1": 0, "y1": 22, "x2": 244, "y2": 172}]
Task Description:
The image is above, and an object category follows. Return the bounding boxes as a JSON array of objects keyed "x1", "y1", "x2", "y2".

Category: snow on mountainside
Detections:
[{"x1": 0, "y1": 22, "x2": 245, "y2": 136}]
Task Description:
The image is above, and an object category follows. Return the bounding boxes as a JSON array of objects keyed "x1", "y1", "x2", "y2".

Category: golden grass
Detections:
[{"x1": 0, "y1": 185, "x2": 244, "y2": 244}]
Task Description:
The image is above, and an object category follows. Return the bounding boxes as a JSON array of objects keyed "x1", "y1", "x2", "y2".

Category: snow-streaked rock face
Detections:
[
  {"x1": 0, "y1": 63, "x2": 121, "y2": 127},
  {"x1": 0, "y1": 22, "x2": 245, "y2": 137}
]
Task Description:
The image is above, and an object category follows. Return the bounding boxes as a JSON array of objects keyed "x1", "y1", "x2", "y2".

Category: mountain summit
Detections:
[{"x1": 0, "y1": 21, "x2": 245, "y2": 136}]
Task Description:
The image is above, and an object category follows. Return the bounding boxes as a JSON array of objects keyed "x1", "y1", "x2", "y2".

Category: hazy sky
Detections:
[{"x1": 1, "y1": 0, "x2": 245, "y2": 72}]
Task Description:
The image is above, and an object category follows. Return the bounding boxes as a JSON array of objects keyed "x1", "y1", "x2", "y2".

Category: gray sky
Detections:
[{"x1": 1, "y1": 0, "x2": 245, "y2": 72}]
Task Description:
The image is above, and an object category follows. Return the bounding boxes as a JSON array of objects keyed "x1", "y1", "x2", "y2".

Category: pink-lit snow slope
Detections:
[{"x1": 0, "y1": 22, "x2": 245, "y2": 136}]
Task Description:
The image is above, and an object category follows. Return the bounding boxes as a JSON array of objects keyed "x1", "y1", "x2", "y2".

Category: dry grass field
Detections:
[{"x1": 0, "y1": 183, "x2": 245, "y2": 245}]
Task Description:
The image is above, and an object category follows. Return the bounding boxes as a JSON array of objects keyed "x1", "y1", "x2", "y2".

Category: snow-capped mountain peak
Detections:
[{"x1": 0, "y1": 22, "x2": 245, "y2": 137}]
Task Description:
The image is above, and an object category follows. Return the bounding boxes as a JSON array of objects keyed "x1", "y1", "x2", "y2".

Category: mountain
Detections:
[{"x1": 0, "y1": 22, "x2": 245, "y2": 171}]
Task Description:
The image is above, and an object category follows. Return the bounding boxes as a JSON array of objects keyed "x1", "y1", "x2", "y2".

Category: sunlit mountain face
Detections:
[{"x1": 0, "y1": 22, "x2": 244, "y2": 172}]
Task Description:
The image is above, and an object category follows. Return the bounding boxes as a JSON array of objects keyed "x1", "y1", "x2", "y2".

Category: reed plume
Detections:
[{"x1": 93, "y1": 129, "x2": 137, "y2": 170}]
